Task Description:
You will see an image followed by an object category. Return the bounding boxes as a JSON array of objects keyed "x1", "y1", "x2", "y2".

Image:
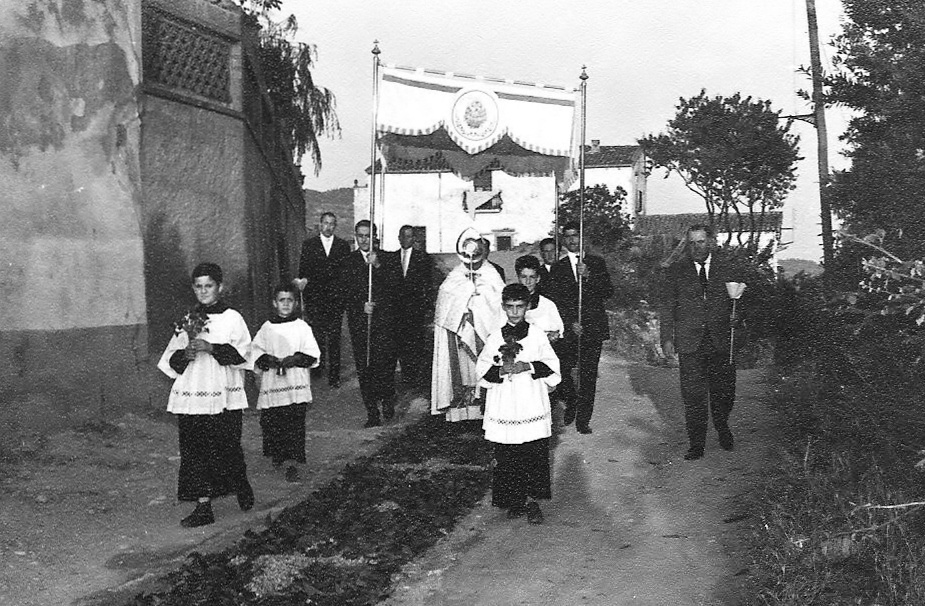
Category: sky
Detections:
[{"x1": 288, "y1": 0, "x2": 851, "y2": 261}]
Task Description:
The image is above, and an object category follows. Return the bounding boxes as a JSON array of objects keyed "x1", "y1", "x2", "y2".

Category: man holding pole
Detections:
[
  {"x1": 338, "y1": 220, "x2": 399, "y2": 428},
  {"x1": 660, "y1": 224, "x2": 746, "y2": 460},
  {"x1": 545, "y1": 221, "x2": 614, "y2": 434}
]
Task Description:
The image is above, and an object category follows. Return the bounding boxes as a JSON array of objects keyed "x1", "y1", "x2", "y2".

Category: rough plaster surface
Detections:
[
  {"x1": 0, "y1": 1, "x2": 143, "y2": 332},
  {"x1": 0, "y1": 0, "x2": 147, "y2": 441},
  {"x1": 140, "y1": 95, "x2": 249, "y2": 350}
]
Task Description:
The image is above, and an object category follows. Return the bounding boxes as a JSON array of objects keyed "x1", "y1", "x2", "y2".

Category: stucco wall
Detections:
[
  {"x1": 140, "y1": 95, "x2": 249, "y2": 350},
  {"x1": 355, "y1": 171, "x2": 557, "y2": 253},
  {"x1": 0, "y1": 0, "x2": 147, "y2": 439},
  {"x1": 569, "y1": 163, "x2": 648, "y2": 218}
]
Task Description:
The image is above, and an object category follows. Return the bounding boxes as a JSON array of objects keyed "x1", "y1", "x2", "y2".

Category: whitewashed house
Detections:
[{"x1": 354, "y1": 142, "x2": 648, "y2": 253}]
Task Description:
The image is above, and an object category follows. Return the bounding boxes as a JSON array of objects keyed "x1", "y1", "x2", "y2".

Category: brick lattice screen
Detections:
[{"x1": 143, "y1": 9, "x2": 232, "y2": 104}]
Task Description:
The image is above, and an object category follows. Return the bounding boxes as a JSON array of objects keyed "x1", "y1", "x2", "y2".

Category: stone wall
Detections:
[
  {"x1": 0, "y1": 0, "x2": 306, "y2": 444},
  {"x1": 140, "y1": 0, "x2": 305, "y2": 374},
  {"x1": 0, "y1": 0, "x2": 147, "y2": 439}
]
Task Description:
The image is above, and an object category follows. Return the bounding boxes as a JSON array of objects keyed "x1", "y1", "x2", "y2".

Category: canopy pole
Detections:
[
  {"x1": 576, "y1": 66, "x2": 588, "y2": 394},
  {"x1": 378, "y1": 158, "x2": 387, "y2": 250},
  {"x1": 554, "y1": 181, "x2": 560, "y2": 255},
  {"x1": 366, "y1": 41, "x2": 381, "y2": 367}
]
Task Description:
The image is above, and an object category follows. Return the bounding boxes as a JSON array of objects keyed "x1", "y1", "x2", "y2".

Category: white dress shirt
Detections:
[{"x1": 320, "y1": 233, "x2": 333, "y2": 256}]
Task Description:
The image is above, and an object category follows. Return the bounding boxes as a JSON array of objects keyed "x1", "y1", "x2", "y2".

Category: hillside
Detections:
[{"x1": 304, "y1": 187, "x2": 355, "y2": 231}]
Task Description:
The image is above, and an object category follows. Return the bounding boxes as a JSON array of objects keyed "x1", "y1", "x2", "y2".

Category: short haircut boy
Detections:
[
  {"x1": 191, "y1": 262, "x2": 222, "y2": 284},
  {"x1": 273, "y1": 282, "x2": 299, "y2": 298},
  {"x1": 502, "y1": 283, "x2": 531, "y2": 305},
  {"x1": 514, "y1": 255, "x2": 542, "y2": 275}
]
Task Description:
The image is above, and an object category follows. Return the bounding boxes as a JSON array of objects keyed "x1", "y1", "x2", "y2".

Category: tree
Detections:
[
  {"x1": 824, "y1": 0, "x2": 925, "y2": 260},
  {"x1": 555, "y1": 184, "x2": 630, "y2": 250},
  {"x1": 239, "y1": 1, "x2": 340, "y2": 174},
  {"x1": 640, "y1": 91, "x2": 800, "y2": 249}
]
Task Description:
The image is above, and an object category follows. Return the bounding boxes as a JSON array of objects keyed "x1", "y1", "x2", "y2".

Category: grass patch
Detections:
[
  {"x1": 126, "y1": 417, "x2": 492, "y2": 606},
  {"x1": 747, "y1": 367, "x2": 925, "y2": 605}
]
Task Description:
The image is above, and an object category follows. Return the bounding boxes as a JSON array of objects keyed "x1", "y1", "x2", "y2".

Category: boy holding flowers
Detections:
[{"x1": 476, "y1": 283, "x2": 560, "y2": 525}]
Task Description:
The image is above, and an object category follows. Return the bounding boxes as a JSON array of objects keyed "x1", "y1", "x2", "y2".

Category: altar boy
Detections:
[{"x1": 476, "y1": 283, "x2": 560, "y2": 525}]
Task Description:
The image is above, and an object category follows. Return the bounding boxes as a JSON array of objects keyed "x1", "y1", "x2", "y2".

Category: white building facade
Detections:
[{"x1": 355, "y1": 143, "x2": 648, "y2": 253}]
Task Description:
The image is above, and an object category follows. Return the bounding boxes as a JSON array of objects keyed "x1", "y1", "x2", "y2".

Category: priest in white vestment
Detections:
[{"x1": 431, "y1": 234, "x2": 506, "y2": 421}]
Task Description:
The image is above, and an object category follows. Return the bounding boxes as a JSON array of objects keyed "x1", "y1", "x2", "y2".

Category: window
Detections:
[
  {"x1": 636, "y1": 191, "x2": 644, "y2": 214},
  {"x1": 475, "y1": 192, "x2": 503, "y2": 214},
  {"x1": 496, "y1": 235, "x2": 512, "y2": 251},
  {"x1": 473, "y1": 170, "x2": 493, "y2": 192}
]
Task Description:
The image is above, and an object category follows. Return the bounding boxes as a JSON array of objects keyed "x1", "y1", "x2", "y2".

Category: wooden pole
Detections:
[
  {"x1": 366, "y1": 41, "x2": 381, "y2": 366},
  {"x1": 805, "y1": 0, "x2": 834, "y2": 295},
  {"x1": 576, "y1": 66, "x2": 588, "y2": 393}
]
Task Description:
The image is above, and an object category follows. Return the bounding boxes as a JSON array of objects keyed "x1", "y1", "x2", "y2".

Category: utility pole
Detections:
[{"x1": 806, "y1": 0, "x2": 835, "y2": 295}]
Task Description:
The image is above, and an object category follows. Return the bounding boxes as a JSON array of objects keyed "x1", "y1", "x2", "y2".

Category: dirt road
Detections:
[
  {"x1": 0, "y1": 351, "x2": 773, "y2": 605},
  {"x1": 385, "y1": 355, "x2": 773, "y2": 606},
  {"x1": 0, "y1": 366, "x2": 428, "y2": 606}
]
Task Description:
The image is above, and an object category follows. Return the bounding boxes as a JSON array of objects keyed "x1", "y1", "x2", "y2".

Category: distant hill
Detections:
[
  {"x1": 778, "y1": 258, "x2": 822, "y2": 277},
  {"x1": 303, "y1": 187, "x2": 354, "y2": 232}
]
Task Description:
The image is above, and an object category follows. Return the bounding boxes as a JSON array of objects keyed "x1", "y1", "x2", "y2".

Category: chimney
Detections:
[{"x1": 590, "y1": 139, "x2": 601, "y2": 154}]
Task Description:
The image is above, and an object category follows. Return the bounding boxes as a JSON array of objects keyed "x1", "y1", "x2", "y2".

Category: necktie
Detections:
[{"x1": 698, "y1": 262, "x2": 708, "y2": 297}]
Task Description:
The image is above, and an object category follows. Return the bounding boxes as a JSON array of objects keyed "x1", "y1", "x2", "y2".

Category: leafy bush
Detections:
[{"x1": 749, "y1": 265, "x2": 925, "y2": 605}]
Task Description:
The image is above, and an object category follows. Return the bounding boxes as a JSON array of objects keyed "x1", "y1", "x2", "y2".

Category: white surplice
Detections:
[
  {"x1": 248, "y1": 319, "x2": 321, "y2": 409},
  {"x1": 157, "y1": 308, "x2": 251, "y2": 415},
  {"x1": 476, "y1": 323, "x2": 561, "y2": 444}
]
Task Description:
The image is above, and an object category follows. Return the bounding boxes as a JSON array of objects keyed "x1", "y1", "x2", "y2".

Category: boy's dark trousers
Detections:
[{"x1": 678, "y1": 336, "x2": 736, "y2": 453}]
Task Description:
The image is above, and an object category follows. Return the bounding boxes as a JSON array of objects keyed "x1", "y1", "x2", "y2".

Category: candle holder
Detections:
[{"x1": 725, "y1": 282, "x2": 747, "y2": 365}]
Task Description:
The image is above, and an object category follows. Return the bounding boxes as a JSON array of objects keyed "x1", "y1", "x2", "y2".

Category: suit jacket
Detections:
[
  {"x1": 298, "y1": 235, "x2": 351, "y2": 316},
  {"x1": 337, "y1": 250, "x2": 399, "y2": 338},
  {"x1": 387, "y1": 247, "x2": 436, "y2": 326},
  {"x1": 536, "y1": 262, "x2": 552, "y2": 296},
  {"x1": 546, "y1": 254, "x2": 614, "y2": 342},
  {"x1": 660, "y1": 252, "x2": 746, "y2": 355}
]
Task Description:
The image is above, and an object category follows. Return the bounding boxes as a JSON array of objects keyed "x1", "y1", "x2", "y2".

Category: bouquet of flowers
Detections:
[
  {"x1": 173, "y1": 310, "x2": 210, "y2": 341},
  {"x1": 494, "y1": 336, "x2": 523, "y2": 366}
]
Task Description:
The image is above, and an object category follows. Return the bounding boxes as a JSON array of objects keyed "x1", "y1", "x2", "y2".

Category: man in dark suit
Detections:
[
  {"x1": 387, "y1": 225, "x2": 436, "y2": 390},
  {"x1": 545, "y1": 221, "x2": 614, "y2": 434},
  {"x1": 660, "y1": 224, "x2": 746, "y2": 460},
  {"x1": 298, "y1": 212, "x2": 351, "y2": 388},
  {"x1": 536, "y1": 237, "x2": 557, "y2": 295},
  {"x1": 338, "y1": 220, "x2": 399, "y2": 427}
]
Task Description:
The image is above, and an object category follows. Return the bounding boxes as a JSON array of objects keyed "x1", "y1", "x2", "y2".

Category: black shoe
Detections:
[
  {"x1": 563, "y1": 406, "x2": 576, "y2": 426},
  {"x1": 576, "y1": 423, "x2": 592, "y2": 434},
  {"x1": 364, "y1": 416, "x2": 382, "y2": 428},
  {"x1": 683, "y1": 448, "x2": 704, "y2": 461},
  {"x1": 237, "y1": 481, "x2": 254, "y2": 511},
  {"x1": 718, "y1": 428, "x2": 734, "y2": 451},
  {"x1": 181, "y1": 502, "x2": 214, "y2": 528},
  {"x1": 526, "y1": 501, "x2": 544, "y2": 525},
  {"x1": 285, "y1": 465, "x2": 299, "y2": 482},
  {"x1": 506, "y1": 504, "x2": 527, "y2": 519}
]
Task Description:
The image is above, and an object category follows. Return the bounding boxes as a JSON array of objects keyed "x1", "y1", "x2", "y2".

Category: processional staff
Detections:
[
  {"x1": 576, "y1": 65, "x2": 588, "y2": 392},
  {"x1": 366, "y1": 41, "x2": 381, "y2": 366}
]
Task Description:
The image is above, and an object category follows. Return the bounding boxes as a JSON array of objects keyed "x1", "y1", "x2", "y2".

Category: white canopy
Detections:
[{"x1": 377, "y1": 65, "x2": 580, "y2": 186}]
